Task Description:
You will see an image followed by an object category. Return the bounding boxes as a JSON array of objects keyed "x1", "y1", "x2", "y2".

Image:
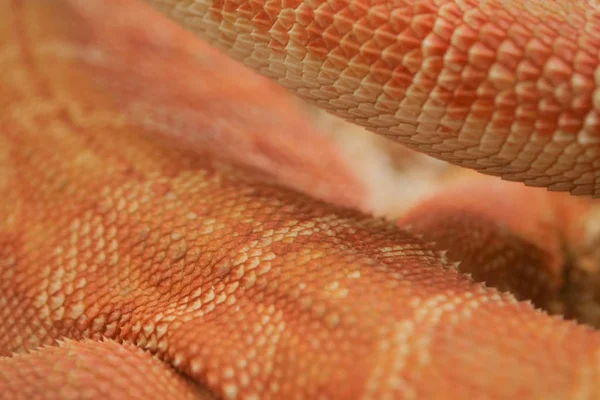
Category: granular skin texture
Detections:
[
  {"x1": 2, "y1": 89, "x2": 600, "y2": 399},
  {"x1": 0, "y1": 339, "x2": 215, "y2": 400}
]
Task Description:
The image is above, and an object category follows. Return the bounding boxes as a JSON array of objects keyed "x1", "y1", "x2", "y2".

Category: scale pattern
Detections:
[
  {"x1": 0, "y1": 340, "x2": 214, "y2": 399},
  {"x1": 1, "y1": 0, "x2": 600, "y2": 399},
  {"x1": 1, "y1": 62, "x2": 600, "y2": 398},
  {"x1": 147, "y1": 0, "x2": 600, "y2": 194}
]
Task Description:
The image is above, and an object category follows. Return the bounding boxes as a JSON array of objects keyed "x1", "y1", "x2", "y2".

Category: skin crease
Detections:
[{"x1": 2, "y1": 1, "x2": 600, "y2": 399}]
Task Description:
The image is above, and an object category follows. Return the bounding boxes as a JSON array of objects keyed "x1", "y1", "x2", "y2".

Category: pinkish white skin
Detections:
[{"x1": 308, "y1": 106, "x2": 454, "y2": 217}]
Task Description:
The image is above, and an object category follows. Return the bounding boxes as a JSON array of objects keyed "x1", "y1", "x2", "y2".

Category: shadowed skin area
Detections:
[{"x1": 2, "y1": 1, "x2": 600, "y2": 399}]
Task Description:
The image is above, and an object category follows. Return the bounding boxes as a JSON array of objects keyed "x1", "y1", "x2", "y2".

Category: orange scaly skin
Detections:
[
  {"x1": 0, "y1": 340, "x2": 216, "y2": 399},
  {"x1": 1, "y1": 1, "x2": 600, "y2": 399},
  {"x1": 148, "y1": 0, "x2": 600, "y2": 194}
]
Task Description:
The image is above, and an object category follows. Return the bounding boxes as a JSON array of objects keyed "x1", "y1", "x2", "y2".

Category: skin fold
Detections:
[{"x1": 2, "y1": 0, "x2": 600, "y2": 399}]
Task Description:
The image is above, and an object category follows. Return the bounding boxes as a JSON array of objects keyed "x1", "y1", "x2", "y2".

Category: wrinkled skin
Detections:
[{"x1": 2, "y1": 1, "x2": 600, "y2": 399}]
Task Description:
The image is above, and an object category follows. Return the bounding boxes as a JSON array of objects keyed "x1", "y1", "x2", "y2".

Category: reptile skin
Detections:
[
  {"x1": 1, "y1": 0, "x2": 600, "y2": 399},
  {"x1": 147, "y1": 0, "x2": 600, "y2": 195}
]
